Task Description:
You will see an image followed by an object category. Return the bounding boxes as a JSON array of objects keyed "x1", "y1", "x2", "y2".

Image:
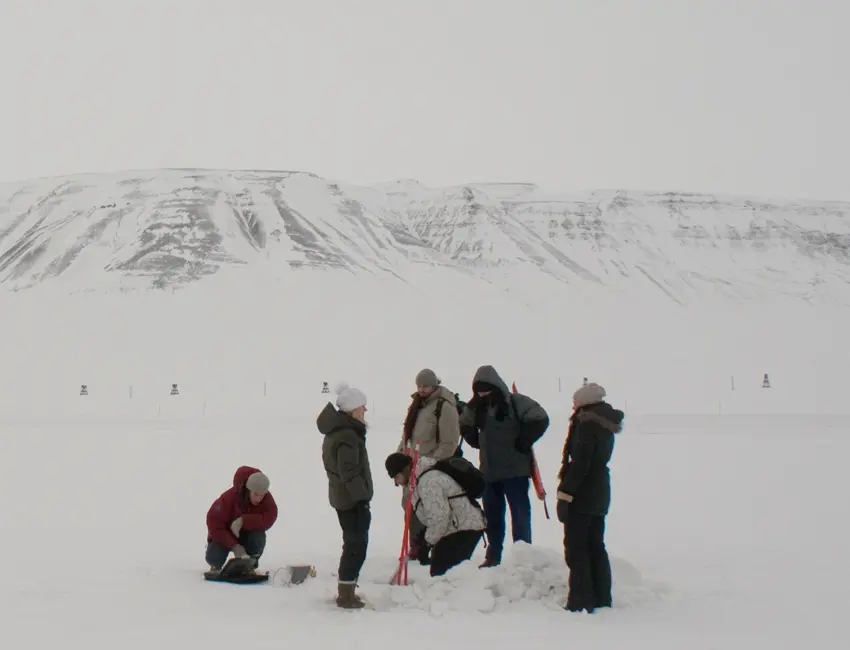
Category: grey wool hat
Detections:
[
  {"x1": 245, "y1": 471, "x2": 270, "y2": 494},
  {"x1": 415, "y1": 368, "x2": 440, "y2": 387},
  {"x1": 573, "y1": 382, "x2": 606, "y2": 407}
]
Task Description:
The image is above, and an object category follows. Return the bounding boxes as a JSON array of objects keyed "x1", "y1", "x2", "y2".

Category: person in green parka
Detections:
[{"x1": 317, "y1": 382, "x2": 374, "y2": 609}]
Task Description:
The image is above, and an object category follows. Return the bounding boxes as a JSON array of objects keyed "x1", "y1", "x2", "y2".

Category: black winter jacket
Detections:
[{"x1": 557, "y1": 401, "x2": 624, "y2": 516}]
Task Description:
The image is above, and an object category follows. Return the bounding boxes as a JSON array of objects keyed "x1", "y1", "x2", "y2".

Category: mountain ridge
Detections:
[{"x1": 1, "y1": 168, "x2": 848, "y2": 306}]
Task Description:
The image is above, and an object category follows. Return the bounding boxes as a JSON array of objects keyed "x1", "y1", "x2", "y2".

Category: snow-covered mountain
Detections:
[{"x1": 1, "y1": 168, "x2": 849, "y2": 305}]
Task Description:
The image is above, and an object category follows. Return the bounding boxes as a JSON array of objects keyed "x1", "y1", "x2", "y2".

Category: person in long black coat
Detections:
[{"x1": 556, "y1": 382, "x2": 624, "y2": 613}]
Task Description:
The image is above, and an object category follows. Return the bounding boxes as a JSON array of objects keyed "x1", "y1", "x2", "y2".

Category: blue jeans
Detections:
[
  {"x1": 482, "y1": 476, "x2": 532, "y2": 563},
  {"x1": 206, "y1": 530, "x2": 266, "y2": 569}
]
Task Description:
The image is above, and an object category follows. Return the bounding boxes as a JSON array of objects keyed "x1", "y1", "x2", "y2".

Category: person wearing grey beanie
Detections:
[
  {"x1": 205, "y1": 465, "x2": 278, "y2": 578},
  {"x1": 556, "y1": 382, "x2": 624, "y2": 614},
  {"x1": 401, "y1": 369, "x2": 460, "y2": 460},
  {"x1": 398, "y1": 368, "x2": 463, "y2": 566}
]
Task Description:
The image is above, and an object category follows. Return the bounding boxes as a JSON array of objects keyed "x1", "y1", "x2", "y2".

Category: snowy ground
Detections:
[{"x1": 1, "y1": 409, "x2": 845, "y2": 648}]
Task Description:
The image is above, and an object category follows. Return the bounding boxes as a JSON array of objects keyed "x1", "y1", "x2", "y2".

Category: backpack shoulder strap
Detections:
[
  {"x1": 434, "y1": 398, "x2": 445, "y2": 444},
  {"x1": 421, "y1": 461, "x2": 455, "y2": 490},
  {"x1": 411, "y1": 467, "x2": 432, "y2": 514}
]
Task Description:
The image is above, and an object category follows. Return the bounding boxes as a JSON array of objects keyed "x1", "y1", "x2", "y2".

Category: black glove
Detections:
[
  {"x1": 556, "y1": 487, "x2": 572, "y2": 523},
  {"x1": 414, "y1": 540, "x2": 431, "y2": 565},
  {"x1": 414, "y1": 526, "x2": 428, "y2": 545},
  {"x1": 556, "y1": 499, "x2": 569, "y2": 524}
]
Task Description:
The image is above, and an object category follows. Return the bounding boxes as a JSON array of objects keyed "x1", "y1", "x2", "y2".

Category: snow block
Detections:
[{"x1": 360, "y1": 543, "x2": 671, "y2": 615}]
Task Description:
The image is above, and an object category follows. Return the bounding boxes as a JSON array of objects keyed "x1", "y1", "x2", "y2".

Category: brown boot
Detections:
[{"x1": 336, "y1": 581, "x2": 365, "y2": 609}]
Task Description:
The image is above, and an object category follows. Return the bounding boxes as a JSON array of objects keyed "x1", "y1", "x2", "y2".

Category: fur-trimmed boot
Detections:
[{"x1": 336, "y1": 581, "x2": 365, "y2": 609}]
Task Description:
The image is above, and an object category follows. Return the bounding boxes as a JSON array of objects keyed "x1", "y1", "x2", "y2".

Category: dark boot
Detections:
[
  {"x1": 565, "y1": 603, "x2": 596, "y2": 614},
  {"x1": 336, "y1": 582, "x2": 365, "y2": 609},
  {"x1": 479, "y1": 546, "x2": 501, "y2": 569}
]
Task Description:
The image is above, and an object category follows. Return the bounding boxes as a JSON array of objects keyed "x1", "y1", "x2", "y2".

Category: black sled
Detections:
[{"x1": 204, "y1": 557, "x2": 270, "y2": 584}]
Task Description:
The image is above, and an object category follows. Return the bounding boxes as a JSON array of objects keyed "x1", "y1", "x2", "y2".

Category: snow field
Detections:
[
  {"x1": 0, "y1": 273, "x2": 847, "y2": 647},
  {"x1": 0, "y1": 411, "x2": 846, "y2": 648},
  {"x1": 0, "y1": 286, "x2": 848, "y2": 420}
]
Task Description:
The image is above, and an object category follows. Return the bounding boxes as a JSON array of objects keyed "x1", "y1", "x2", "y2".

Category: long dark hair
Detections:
[{"x1": 403, "y1": 393, "x2": 424, "y2": 442}]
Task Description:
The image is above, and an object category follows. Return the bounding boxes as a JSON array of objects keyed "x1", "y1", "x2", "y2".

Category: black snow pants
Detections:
[
  {"x1": 430, "y1": 530, "x2": 483, "y2": 577},
  {"x1": 336, "y1": 501, "x2": 371, "y2": 584},
  {"x1": 564, "y1": 510, "x2": 612, "y2": 612}
]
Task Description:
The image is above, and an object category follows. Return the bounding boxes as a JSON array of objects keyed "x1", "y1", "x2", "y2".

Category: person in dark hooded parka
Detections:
[
  {"x1": 556, "y1": 382, "x2": 624, "y2": 613},
  {"x1": 458, "y1": 365, "x2": 549, "y2": 567}
]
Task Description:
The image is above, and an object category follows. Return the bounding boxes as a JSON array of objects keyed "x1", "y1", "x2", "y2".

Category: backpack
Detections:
[
  {"x1": 454, "y1": 393, "x2": 467, "y2": 414},
  {"x1": 419, "y1": 457, "x2": 486, "y2": 508}
]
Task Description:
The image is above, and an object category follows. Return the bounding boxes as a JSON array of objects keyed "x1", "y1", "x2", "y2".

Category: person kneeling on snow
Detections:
[
  {"x1": 205, "y1": 466, "x2": 278, "y2": 575},
  {"x1": 385, "y1": 452, "x2": 486, "y2": 577}
]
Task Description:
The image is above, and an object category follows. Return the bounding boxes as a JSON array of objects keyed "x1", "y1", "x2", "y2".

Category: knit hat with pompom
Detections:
[{"x1": 335, "y1": 381, "x2": 368, "y2": 412}]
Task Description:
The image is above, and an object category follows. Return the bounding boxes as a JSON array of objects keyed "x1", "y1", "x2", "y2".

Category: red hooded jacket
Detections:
[{"x1": 206, "y1": 465, "x2": 278, "y2": 549}]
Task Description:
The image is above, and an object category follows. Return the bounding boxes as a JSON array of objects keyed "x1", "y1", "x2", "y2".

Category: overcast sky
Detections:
[{"x1": 0, "y1": 0, "x2": 847, "y2": 200}]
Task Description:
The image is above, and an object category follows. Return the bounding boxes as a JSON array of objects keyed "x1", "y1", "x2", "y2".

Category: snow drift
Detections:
[{"x1": 349, "y1": 543, "x2": 670, "y2": 616}]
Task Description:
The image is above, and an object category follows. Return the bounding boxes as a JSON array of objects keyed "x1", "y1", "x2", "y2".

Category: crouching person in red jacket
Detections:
[{"x1": 205, "y1": 466, "x2": 278, "y2": 574}]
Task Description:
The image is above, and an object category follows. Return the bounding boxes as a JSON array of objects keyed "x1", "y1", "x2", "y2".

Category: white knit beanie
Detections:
[{"x1": 335, "y1": 381, "x2": 368, "y2": 412}]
